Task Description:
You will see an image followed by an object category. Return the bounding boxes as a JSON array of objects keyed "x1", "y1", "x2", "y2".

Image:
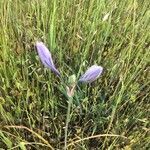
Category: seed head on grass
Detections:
[
  {"x1": 79, "y1": 65, "x2": 103, "y2": 83},
  {"x1": 36, "y1": 41, "x2": 60, "y2": 76}
]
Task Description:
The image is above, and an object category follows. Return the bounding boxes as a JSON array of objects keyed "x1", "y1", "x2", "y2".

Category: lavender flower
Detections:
[
  {"x1": 36, "y1": 41, "x2": 60, "y2": 76},
  {"x1": 79, "y1": 65, "x2": 103, "y2": 83}
]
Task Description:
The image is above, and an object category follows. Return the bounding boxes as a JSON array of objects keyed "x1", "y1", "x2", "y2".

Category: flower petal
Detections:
[
  {"x1": 79, "y1": 65, "x2": 103, "y2": 83},
  {"x1": 36, "y1": 41, "x2": 60, "y2": 76}
]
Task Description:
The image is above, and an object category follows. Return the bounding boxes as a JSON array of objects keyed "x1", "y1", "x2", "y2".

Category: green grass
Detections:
[{"x1": 0, "y1": 0, "x2": 149, "y2": 149}]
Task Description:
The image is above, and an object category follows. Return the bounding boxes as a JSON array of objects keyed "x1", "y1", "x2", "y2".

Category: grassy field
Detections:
[{"x1": 0, "y1": 0, "x2": 149, "y2": 149}]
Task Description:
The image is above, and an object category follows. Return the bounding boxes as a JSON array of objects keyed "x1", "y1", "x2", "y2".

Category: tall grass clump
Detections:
[{"x1": 0, "y1": 0, "x2": 149, "y2": 149}]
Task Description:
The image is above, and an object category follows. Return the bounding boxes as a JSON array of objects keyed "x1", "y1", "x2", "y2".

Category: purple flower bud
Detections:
[
  {"x1": 79, "y1": 65, "x2": 103, "y2": 83},
  {"x1": 36, "y1": 41, "x2": 60, "y2": 76}
]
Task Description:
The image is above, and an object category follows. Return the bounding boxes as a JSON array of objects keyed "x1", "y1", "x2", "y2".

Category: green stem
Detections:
[{"x1": 64, "y1": 96, "x2": 73, "y2": 150}]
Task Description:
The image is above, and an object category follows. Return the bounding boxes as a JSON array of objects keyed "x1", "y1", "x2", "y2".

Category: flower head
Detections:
[
  {"x1": 36, "y1": 41, "x2": 60, "y2": 76},
  {"x1": 79, "y1": 65, "x2": 103, "y2": 83}
]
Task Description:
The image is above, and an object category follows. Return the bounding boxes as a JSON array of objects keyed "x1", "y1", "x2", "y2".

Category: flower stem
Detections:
[{"x1": 64, "y1": 96, "x2": 73, "y2": 150}]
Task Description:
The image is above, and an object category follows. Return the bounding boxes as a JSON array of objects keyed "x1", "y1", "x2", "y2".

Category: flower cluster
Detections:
[{"x1": 36, "y1": 41, "x2": 103, "y2": 83}]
